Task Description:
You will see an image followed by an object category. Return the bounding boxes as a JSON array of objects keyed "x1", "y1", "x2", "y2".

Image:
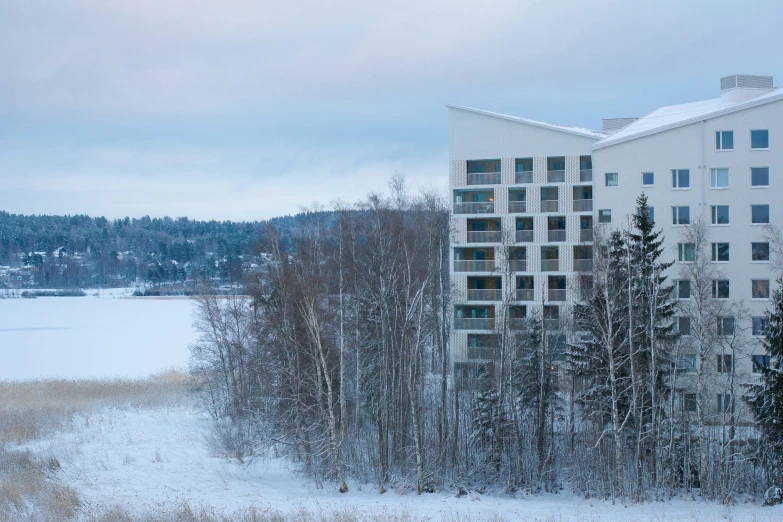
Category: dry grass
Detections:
[{"x1": 0, "y1": 369, "x2": 192, "y2": 444}]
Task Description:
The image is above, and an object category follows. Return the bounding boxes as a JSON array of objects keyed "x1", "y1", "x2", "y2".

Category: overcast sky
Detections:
[{"x1": 1, "y1": 0, "x2": 781, "y2": 221}]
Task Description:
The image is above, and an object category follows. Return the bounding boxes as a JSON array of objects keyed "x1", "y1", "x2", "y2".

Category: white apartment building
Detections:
[{"x1": 449, "y1": 75, "x2": 782, "y2": 404}]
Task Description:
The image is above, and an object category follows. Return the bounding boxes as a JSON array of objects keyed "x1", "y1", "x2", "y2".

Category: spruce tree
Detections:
[{"x1": 746, "y1": 277, "x2": 783, "y2": 485}]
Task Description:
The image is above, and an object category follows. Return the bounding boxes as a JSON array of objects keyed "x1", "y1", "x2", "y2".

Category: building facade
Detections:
[{"x1": 449, "y1": 75, "x2": 783, "y2": 417}]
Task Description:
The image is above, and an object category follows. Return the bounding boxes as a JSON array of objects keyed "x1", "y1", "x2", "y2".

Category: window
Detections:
[
  {"x1": 711, "y1": 205, "x2": 729, "y2": 225},
  {"x1": 752, "y1": 279, "x2": 770, "y2": 299},
  {"x1": 674, "y1": 280, "x2": 691, "y2": 299},
  {"x1": 599, "y1": 209, "x2": 612, "y2": 223},
  {"x1": 642, "y1": 172, "x2": 654, "y2": 186},
  {"x1": 752, "y1": 242, "x2": 770, "y2": 261},
  {"x1": 675, "y1": 316, "x2": 692, "y2": 336},
  {"x1": 717, "y1": 318, "x2": 735, "y2": 337},
  {"x1": 710, "y1": 168, "x2": 729, "y2": 188},
  {"x1": 711, "y1": 242, "x2": 729, "y2": 262},
  {"x1": 717, "y1": 354, "x2": 733, "y2": 372},
  {"x1": 712, "y1": 279, "x2": 730, "y2": 299},
  {"x1": 751, "y1": 130, "x2": 769, "y2": 149},
  {"x1": 751, "y1": 204, "x2": 769, "y2": 224},
  {"x1": 605, "y1": 173, "x2": 618, "y2": 186},
  {"x1": 636, "y1": 206, "x2": 654, "y2": 223},
  {"x1": 683, "y1": 393, "x2": 697, "y2": 412},
  {"x1": 716, "y1": 131, "x2": 734, "y2": 150},
  {"x1": 679, "y1": 355, "x2": 697, "y2": 373},
  {"x1": 753, "y1": 354, "x2": 771, "y2": 373},
  {"x1": 751, "y1": 167, "x2": 769, "y2": 187},
  {"x1": 672, "y1": 169, "x2": 690, "y2": 188},
  {"x1": 679, "y1": 243, "x2": 695, "y2": 262},
  {"x1": 752, "y1": 317, "x2": 769, "y2": 336},
  {"x1": 467, "y1": 334, "x2": 499, "y2": 360},
  {"x1": 467, "y1": 160, "x2": 501, "y2": 173},
  {"x1": 672, "y1": 206, "x2": 690, "y2": 225},
  {"x1": 717, "y1": 394, "x2": 733, "y2": 413}
]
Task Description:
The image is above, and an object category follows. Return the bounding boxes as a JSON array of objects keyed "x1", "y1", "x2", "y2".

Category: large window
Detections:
[
  {"x1": 683, "y1": 393, "x2": 697, "y2": 412},
  {"x1": 753, "y1": 354, "x2": 771, "y2": 373},
  {"x1": 710, "y1": 168, "x2": 729, "y2": 188},
  {"x1": 717, "y1": 354, "x2": 733, "y2": 372},
  {"x1": 675, "y1": 316, "x2": 692, "y2": 336},
  {"x1": 716, "y1": 131, "x2": 734, "y2": 150},
  {"x1": 678, "y1": 243, "x2": 695, "y2": 262},
  {"x1": 599, "y1": 209, "x2": 612, "y2": 223},
  {"x1": 717, "y1": 394, "x2": 733, "y2": 413},
  {"x1": 752, "y1": 242, "x2": 770, "y2": 261},
  {"x1": 717, "y1": 318, "x2": 735, "y2": 337},
  {"x1": 679, "y1": 354, "x2": 697, "y2": 373},
  {"x1": 751, "y1": 204, "x2": 770, "y2": 224},
  {"x1": 672, "y1": 169, "x2": 690, "y2": 188},
  {"x1": 467, "y1": 159, "x2": 501, "y2": 173},
  {"x1": 712, "y1": 279, "x2": 730, "y2": 299},
  {"x1": 711, "y1": 242, "x2": 729, "y2": 262},
  {"x1": 751, "y1": 167, "x2": 769, "y2": 187},
  {"x1": 711, "y1": 205, "x2": 729, "y2": 225},
  {"x1": 605, "y1": 172, "x2": 618, "y2": 186},
  {"x1": 672, "y1": 206, "x2": 690, "y2": 225},
  {"x1": 751, "y1": 130, "x2": 769, "y2": 149},
  {"x1": 752, "y1": 279, "x2": 770, "y2": 299},
  {"x1": 642, "y1": 172, "x2": 654, "y2": 186},
  {"x1": 674, "y1": 280, "x2": 691, "y2": 299}
]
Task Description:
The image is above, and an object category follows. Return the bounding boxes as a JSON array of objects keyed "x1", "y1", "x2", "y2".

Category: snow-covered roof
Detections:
[
  {"x1": 447, "y1": 104, "x2": 605, "y2": 139},
  {"x1": 594, "y1": 87, "x2": 783, "y2": 150}
]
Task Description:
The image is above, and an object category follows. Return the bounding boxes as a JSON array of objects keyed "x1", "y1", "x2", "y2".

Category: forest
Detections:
[{"x1": 188, "y1": 177, "x2": 783, "y2": 505}]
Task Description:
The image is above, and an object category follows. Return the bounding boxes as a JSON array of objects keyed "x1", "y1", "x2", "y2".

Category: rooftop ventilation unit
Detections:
[
  {"x1": 720, "y1": 75, "x2": 773, "y2": 91},
  {"x1": 601, "y1": 118, "x2": 638, "y2": 136}
]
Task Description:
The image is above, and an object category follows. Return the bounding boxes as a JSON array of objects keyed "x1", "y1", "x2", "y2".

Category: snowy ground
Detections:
[
  {"x1": 19, "y1": 405, "x2": 782, "y2": 521},
  {"x1": 0, "y1": 293, "x2": 195, "y2": 380}
]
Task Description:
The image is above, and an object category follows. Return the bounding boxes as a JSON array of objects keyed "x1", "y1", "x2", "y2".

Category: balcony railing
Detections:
[
  {"x1": 541, "y1": 259, "x2": 560, "y2": 272},
  {"x1": 454, "y1": 202, "x2": 494, "y2": 214},
  {"x1": 544, "y1": 319, "x2": 560, "y2": 331},
  {"x1": 508, "y1": 201, "x2": 527, "y2": 213},
  {"x1": 573, "y1": 199, "x2": 593, "y2": 212},
  {"x1": 516, "y1": 230, "x2": 534, "y2": 242},
  {"x1": 548, "y1": 230, "x2": 566, "y2": 242},
  {"x1": 516, "y1": 171, "x2": 533, "y2": 184},
  {"x1": 541, "y1": 200, "x2": 559, "y2": 213},
  {"x1": 580, "y1": 169, "x2": 593, "y2": 182},
  {"x1": 515, "y1": 289, "x2": 534, "y2": 301},
  {"x1": 454, "y1": 260, "x2": 495, "y2": 272},
  {"x1": 573, "y1": 259, "x2": 593, "y2": 272},
  {"x1": 467, "y1": 172, "x2": 501, "y2": 185},
  {"x1": 454, "y1": 318, "x2": 495, "y2": 330},
  {"x1": 467, "y1": 346, "x2": 499, "y2": 360},
  {"x1": 508, "y1": 260, "x2": 527, "y2": 272},
  {"x1": 467, "y1": 231, "x2": 502, "y2": 243},
  {"x1": 509, "y1": 318, "x2": 527, "y2": 330},
  {"x1": 548, "y1": 289, "x2": 566, "y2": 302},
  {"x1": 547, "y1": 170, "x2": 565, "y2": 183},
  {"x1": 580, "y1": 228, "x2": 593, "y2": 242},
  {"x1": 467, "y1": 289, "x2": 502, "y2": 301}
]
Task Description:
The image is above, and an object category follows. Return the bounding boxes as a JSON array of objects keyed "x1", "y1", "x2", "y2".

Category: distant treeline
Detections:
[{"x1": 0, "y1": 210, "x2": 338, "y2": 288}]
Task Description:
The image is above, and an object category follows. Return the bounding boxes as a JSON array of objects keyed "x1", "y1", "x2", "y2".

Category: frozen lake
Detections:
[{"x1": 0, "y1": 294, "x2": 197, "y2": 380}]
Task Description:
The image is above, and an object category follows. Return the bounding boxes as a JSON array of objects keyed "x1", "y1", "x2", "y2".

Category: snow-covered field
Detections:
[
  {"x1": 0, "y1": 293, "x2": 196, "y2": 380},
  {"x1": 13, "y1": 401, "x2": 781, "y2": 521}
]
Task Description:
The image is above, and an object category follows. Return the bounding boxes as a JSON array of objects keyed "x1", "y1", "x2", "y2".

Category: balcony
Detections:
[
  {"x1": 467, "y1": 231, "x2": 501, "y2": 243},
  {"x1": 580, "y1": 228, "x2": 593, "y2": 242},
  {"x1": 508, "y1": 260, "x2": 527, "y2": 272},
  {"x1": 516, "y1": 230, "x2": 534, "y2": 243},
  {"x1": 573, "y1": 199, "x2": 593, "y2": 212},
  {"x1": 516, "y1": 171, "x2": 533, "y2": 184},
  {"x1": 454, "y1": 202, "x2": 495, "y2": 215},
  {"x1": 548, "y1": 289, "x2": 566, "y2": 302},
  {"x1": 454, "y1": 260, "x2": 495, "y2": 272},
  {"x1": 580, "y1": 169, "x2": 593, "y2": 182},
  {"x1": 547, "y1": 170, "x2": 565, "y2": 183},
  {"x1": 548, "y1": 230, "x2": 566, "y2": 242},
  {"x1": 467, "y1": 289, "x2": 502, "y2": 301},
  {"x1": 541, "y1": 259, "x2": 560, "y2": 272},
  {"x1": 541, "y1": 200, "x2": 559, "y2": 213},
  {"x1": 508, "y1": 201, "x2": 527, "y2": 213},
  {"x1": 544, "y1": 319, "x2": 560, "y2": 331},
  {"x1": 454, "y1": 318, "x2": 495, "y2": 330},
  {"x1": 515, "y1": 289, "x2": 534, "y2": 301},
  {"x1": 573, "y1": 259, "x2": 593, "y2": 272},
  {"x1": 509, "y1": 318, "x2": 527, "y2": 330},
  {"x1": 467, "y1": 172, "x2": 501, "y2": 185}
]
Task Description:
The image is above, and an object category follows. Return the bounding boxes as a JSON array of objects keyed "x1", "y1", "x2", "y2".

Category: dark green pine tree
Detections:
[{"x1": 746, "y1": 277, "x2": 783, "y2": 485}]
